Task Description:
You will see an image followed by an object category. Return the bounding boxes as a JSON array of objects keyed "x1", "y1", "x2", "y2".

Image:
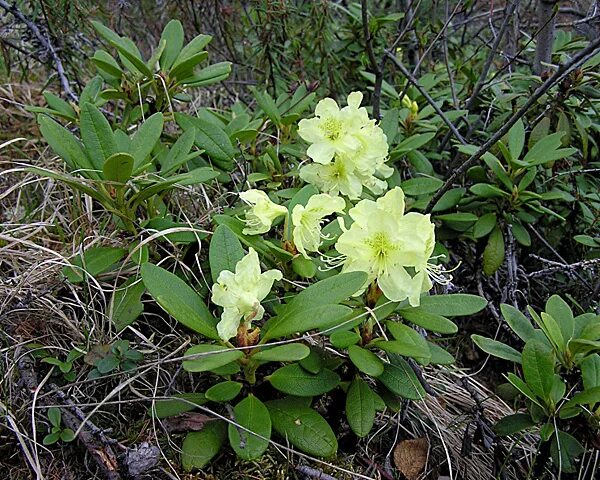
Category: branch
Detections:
[
  {"x1": 424, "y1": 36, "x2": 600, "y2": 214},
  {"x1": 464, "y1": 0, "x2": 520, "y2": 112},
  {"x1": 0, "y1": 0, "x2": 78, "y2": 101},
  {"x1": 384, "y1": 50, "x2": 467, "y2": 145},
  {"x1": 361, "y1": 0, "x2": 382, "y2": 119}
]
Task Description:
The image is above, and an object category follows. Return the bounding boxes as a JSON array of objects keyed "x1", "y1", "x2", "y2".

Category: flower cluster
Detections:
[
  {"x1": 211, "y1": 92, "x2": 443, "y2": 342},
  {"x1": 335, "y1": 187, "x2": 436, "y2": 306},
  {"x1": 298, "y1": 92, "x2": 392, "y2": 200},
  {"x1": 211, "y1": 248, "x2": 282, "y2": 341}
]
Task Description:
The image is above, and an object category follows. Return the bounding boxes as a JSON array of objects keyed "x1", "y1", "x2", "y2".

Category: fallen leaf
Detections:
[
  {"x1": 162, "y1": 412, "x2": 215, "y2": 433},
  {"x1": 394, "y1": 437, "x2": 428, "y2": 480}
]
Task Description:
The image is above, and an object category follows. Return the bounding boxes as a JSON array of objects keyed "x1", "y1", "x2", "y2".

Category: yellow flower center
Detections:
[
  {"x1": 367, "y1": 232, "x2": 397, "y2": 261},
  {"x1": 321, "y1": 117, "x2": 342, "y2": 141}
]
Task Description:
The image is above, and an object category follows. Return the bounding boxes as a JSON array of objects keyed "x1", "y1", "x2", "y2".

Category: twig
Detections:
[
  {"x1": 425, "y1": 35, "x2": 600, "y2": 213},
  {"x1": 296, "y1": 465, "x2": 338, "y2": 480},
  {"x1": 407, "y1": 358, "x2": 437, "y2": 396},
  {"x1": 464, "y1": 0, "x2": 520, "y2": 112},
  {"x1": 0, "y1": 0, "x2": 78, "y2": 101},
  {"x1": 384, "y1": 50, "x2": 467, "y2": 145},
  {"x1": 17, "y1": 351, "x2": 122, "y2": 480},
  {"x1": 527, "y1": 226, "x2": 593, "y2": 290},
  {"x1": 527, "y1": 256, "x2": 600, "y2": 278},
  {"x1": 361, "y1": 0, "x2": 382, "y2": 119}
]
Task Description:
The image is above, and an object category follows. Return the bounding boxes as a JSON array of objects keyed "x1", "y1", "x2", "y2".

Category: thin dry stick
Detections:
[
  {"x1": 384, "y1": 50, "x2": 467, "y2": 145},
  {"x1": 361, "y1": 0, "x2": 382, "y2": 119},
  {"x1": 425, "y1": 35, "x2": 600, "y2": 214},
  {"x1": 0, "y1": 0, "x2": 78, "y2": 101}
]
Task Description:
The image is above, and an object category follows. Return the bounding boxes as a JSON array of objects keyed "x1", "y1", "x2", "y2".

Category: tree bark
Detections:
[{"x1": 534, "y1": 0, "x2": 559, "y2": 74}]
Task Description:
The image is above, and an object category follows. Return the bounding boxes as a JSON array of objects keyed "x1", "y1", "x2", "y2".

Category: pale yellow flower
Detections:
[
  {"x1": 211, "y1": 248, "x2": 282, "y2": 341},
  {"x1": 335, "y1": 187, "x2": 436, "y2": 306},
  {"x1": 239, "y1": 189, "x2": 288, "y2": 235},
  {"x1": 292, "y1": 193, "x2": 345, "y2": 258}
]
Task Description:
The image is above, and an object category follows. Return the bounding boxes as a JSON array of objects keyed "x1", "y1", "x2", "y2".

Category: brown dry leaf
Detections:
[
  {"x1": 162, "y1": 412, "x2": 215, "y2": 433},
  {"x1": 393, "y1": 437, "x2": 429, "y2": 480}
]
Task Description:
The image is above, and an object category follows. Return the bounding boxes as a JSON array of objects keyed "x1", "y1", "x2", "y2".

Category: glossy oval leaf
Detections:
[
  {"x1": 141, "y1": 263, "x2": 219, "y2": 339},
  {"x1": 267, "y1": 398, "x2": 337, "y2": 457},
  {"x1": 182, "y1": 344, "x2": 243, "y2": 372},
  {"x1": 228, "y1": 395, "x2": 271, "y2": 460},
  {"x1": 268, "y1": 364, "x2": 340, "y2": 396}
]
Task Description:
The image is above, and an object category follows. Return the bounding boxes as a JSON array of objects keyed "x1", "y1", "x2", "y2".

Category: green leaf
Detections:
[
  {"x1": 508, "y1": 119, "x2": 525, "y2": 161},
  {"x1": 520, "y1": 132, "x2": 576, "y2": 166},
  {"x1": 181, "y1": 62, "x2": 232, "y2": 87},
  {"x1": 264, "y1": 304, "x2": 352, "y2": 340},
  {"x1": 130, "y1": 112, "x2": 163, "y2": 169},
  {"x1": 64, "y1": 246, "x2": 126, "y2": 283},
  {"x1": 419, "y1": 294, "x2": 487, "y2": 317},
  {"x1": 252, "y1": 344, "x2": 310, "y2": 362},
  {"x1": 545, "y1": 295, "x2": 574, "y2": 344},
  {"x1": 471, "y1": 335, "x2": 522, "y2": 363},
  {"x1": 493, "y1": 413, "x2": 535, "y2": 436},
  {"x1": 171, "y1": 51, "x2": 209, "y2": 80},
  {"x1": 175, "y1": 113, "x2": 235, "y2": 170},
  {"x1": 399, "y1": 308, "x2": 458, "y2": 334},
  {"x1": 48, "y1": 407, "x2": 61, "y2": 427},
  {"x1": 284, "y1": 271, "x2": 367, "y2": 312},
  {"x1": 500, "y1": 304, "x2": 535, "y2": 343},
  {"x1": 522, "y1": 341, "x2": 555, "y2": 400},
  {"x1": 378, "y1": 359, "x2": 426, "y2": 400},
  {"x1": 400, "y1": 177, "x2": 443, "y2": 196},
  {"x1": 470, "y1": 183, "x2": 509, "y2": 198},
  {"x1": 38, "y1": 115, "x2": 96, "y2": 177},
  {"x1": 348, "y1": 345, "x2": 384, "y2": 377},
  {"x1": 102, "y1": 152, "x2": 133, "y2": 183},
  {"x1": 483, "y1": 226, "x2": 505, "y2": 276},
  {"x1": 228, "y1": 395, "x2": 271, "y2": 460},
  {"x1": 182, "y1": 344, "x2": 244, "y2": 372},
  {"x1": 380, "y1": 108, "x2": 399, "y2": 144},
  {"x1": 473, "y1": 213, "x2": 497, "y2": 238},
  {"x1": 346, "y1": 378, "x2": 376, "y2": 437},
  {"x1": 80, "y1": 103, "x2": 117, "y2": 170},
  {"x1": 292, "y1": 256, "x2": 317, "y2": 278},
  {"x1": 329, "y1": 331, "x2": 360, "y2": 349},
  {"x1": 550, "y1": 431, "x2": 584, "y2": 473},
  {"x1": 110, "y1": 278, "x2": 145, "y2": 331},
  {"x1": 427, "y1": 342, "x2": 455, "y2": 365},
  {"x1": 539, "y1": 312, "x2": 565, "y2": 353},
  {"x1": 92, "y1": 50, "x2": 123, "y2": 78},
  {"x1": 182, "y1": 421, "x2": 227, "y2": 471},
  {"x1": 42, "y1": 91, "x2": 75, "y2": 119},
  {"x1": 580, "y1": 354, "x2": 600, "y2": 390},
  {"x1": 266, "y1": 398, "x2": 337, "y2": 457},
  {"x1": 431, "y1": 188, "x2": 465, "y2": 212},
  {"x1": 141, "y1": 263, "x2": 219, "y2": 339},
  {"x1": 506, "y1": 373, "x2": 542, "y2": 406},
  {"x1": 209, "y1": 225, "x2": 245, "y2": 283},
  {"x1": 153, "y1": 393, "x2": 208, "y2": 418},
  {"x1": 251, "y1": 87, "x2": 282, "y2": 126},
  {"x1": 394, "y1": 132, "x2": 436, "y2": 153},
  {"x1": 60, "y1": 429, "x2": 76, "y2": 442},
  {"x1": 172, "y1": 33, "x2": 212, "y2": 70},
  {"x1": 565, "y1": 386, "x2": 600, "y2": 407},
  {"x1": 159, "y1": 20, "x2": 184, "y2": 70},
  {"x1": 382, "y1": 322, "x2": 431, "y2": 360},
  {"x1": 268, "y1": 364, "x2": 340, "y2": 396},
  {"x1": 43, "y1": 431, "x2": 61, "y2": 445},
  {"x1": 206, "y1": 382, "x2": 243, "y2": 402}
]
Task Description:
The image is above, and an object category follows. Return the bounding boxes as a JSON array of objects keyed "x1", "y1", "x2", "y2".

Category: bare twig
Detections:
[
  {"x1": 0, "y1": 0, "x2": 78, "y2": 101},
  {"x1": 384, "y1": 50, "x2": 467, "y2": 145},
  {"x1": 297, "y1": 465, "x2": 338, "y2": 480},
  {"x1": 361, "y1": 0, "x2": 382, "y2": 119},
  {"x1": 425, "y1": 35, "x2": 600, "y2": 213}
]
